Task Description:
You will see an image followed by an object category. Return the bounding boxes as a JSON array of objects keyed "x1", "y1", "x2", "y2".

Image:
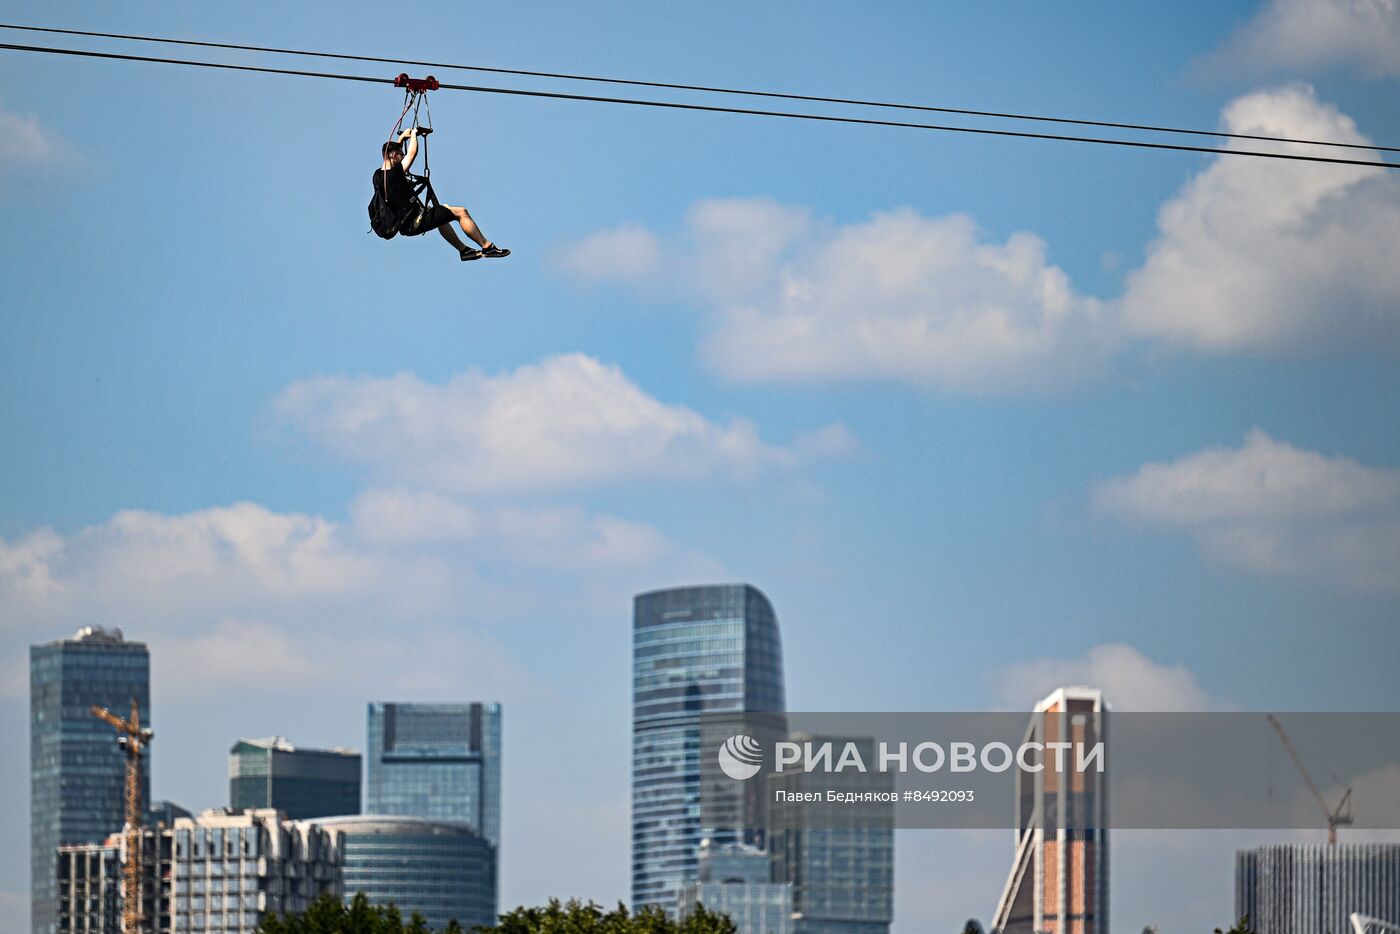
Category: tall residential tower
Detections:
[
  {"x1": 31, "y1": 627, "x2": 150, "y2": 934},
  {"x1": 991, "y1": 687, "x2": 1108, "y2": 934},
  {"x1": 631, "y1": 584, "x2": 786, "y2": 914}
]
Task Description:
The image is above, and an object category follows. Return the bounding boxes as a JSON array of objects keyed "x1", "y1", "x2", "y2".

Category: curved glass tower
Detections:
[
  {"x1": 631, "y1": 584, "x2": 785, "y2": 913},
  {"x1": 314, "y1": 815, "x2": 497, "y2": 931}
]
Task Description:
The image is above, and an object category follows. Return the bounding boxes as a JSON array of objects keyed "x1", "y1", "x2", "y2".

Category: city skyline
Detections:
[
  {"x1": 4, "y1": 2, "x2": 1400, "y2": 932},
  {"x1": 34, "y1": 643, "x2": 506, "y2": 930},
  {"x1": 21, "y1": 610, "x2": 1400, "y2": 933}
]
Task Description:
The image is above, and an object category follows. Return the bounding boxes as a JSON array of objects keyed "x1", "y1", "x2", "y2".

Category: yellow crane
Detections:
[
  {"x1": 91, "y1": 699, "x2": 153, "y2": 932},
  {"x1": 1267, "y1": 713, "x2": 1353, "y2": 846}
]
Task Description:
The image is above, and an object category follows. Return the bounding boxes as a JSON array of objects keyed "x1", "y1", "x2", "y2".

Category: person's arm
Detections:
[{"x1": 400, "y1": 127, "x2": 419, "y2": 172}]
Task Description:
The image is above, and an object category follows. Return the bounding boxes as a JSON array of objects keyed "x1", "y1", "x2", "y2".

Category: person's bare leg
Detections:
[
  {"x1": 447, "y1": 204, "x2": 490, "y2": 249},
  {"x1": 437, "y1": 224, "x2": 470, "y2": 253}
]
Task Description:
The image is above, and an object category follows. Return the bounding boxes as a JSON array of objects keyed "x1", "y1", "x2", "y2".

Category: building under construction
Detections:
[{"x1": 56, "y1": 808, "x2": 342, "y2": 934}]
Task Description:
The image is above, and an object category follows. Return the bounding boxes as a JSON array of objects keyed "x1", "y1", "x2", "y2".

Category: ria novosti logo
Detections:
[
  {"x1": 716, "y1": 735, "x2": 1106, "y2": 780},
  {"x1": 717, "y1": 734, "x2": 764, "y2": 780}
]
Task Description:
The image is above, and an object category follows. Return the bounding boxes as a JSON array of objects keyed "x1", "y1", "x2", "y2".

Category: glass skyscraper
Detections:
[
  {"x1": 632, "y1": 584, "x2": 786, "y2": 914},
  {"x1": 229, "y1": 737, "x2": 361, "y2": 820},
  {"x1": 769, "y1": 737, "x2": 894, "y2": 934},
  {"x1": 314, "y1": 815, "x2": 497, "y2": 930},
  {"x1": 365, "y1": 702, "x2": 501, "y2": 848},
  {"x1": 31, "y1": 626, "x2": 150, "y2": 934}
]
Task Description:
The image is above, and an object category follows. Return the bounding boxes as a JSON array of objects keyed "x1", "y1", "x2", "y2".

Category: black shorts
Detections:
[{"x1": 400, "y1": 204, "x2": 455, "y2": 237}]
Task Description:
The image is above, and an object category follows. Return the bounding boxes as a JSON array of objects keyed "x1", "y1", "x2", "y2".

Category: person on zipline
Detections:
[{"x1": 374, "y1": 127, "x2": 509, "y2": 261}]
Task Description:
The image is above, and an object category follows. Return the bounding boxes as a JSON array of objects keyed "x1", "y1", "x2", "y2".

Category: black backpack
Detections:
[
  {"x1": 369, "y1": 169, "x2": 435, "y2": 240},
  {"x1": 368, "y1": 187, "x2": 400, "y2": 240}
]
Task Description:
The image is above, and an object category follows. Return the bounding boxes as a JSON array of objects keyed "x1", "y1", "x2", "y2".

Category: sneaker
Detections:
[
  {"x1": 481, "y1": 243, "x2": 510, "y2": 258},
  {"x1": 460, "y1": 248, "x2": 482, "y2": 261}
]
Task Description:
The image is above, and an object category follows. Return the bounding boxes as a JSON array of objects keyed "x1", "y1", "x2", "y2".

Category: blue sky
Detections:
[{"x1": 3, "y1": 1, "x2": 1400, "y2": 930}]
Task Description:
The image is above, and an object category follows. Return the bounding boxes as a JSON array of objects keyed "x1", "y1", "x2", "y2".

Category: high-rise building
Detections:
[
  {"x1": 632, "y1": 584, "x2": 786, "y2": 913},
  {"x1": 229, "y1": 738, "x2": 361, "y2": 820},
  {"x1": 314, "y1": 815, "x2": 497, "y2": 930},
  {"x1": 57, "y1": 808, "x2": 341, "y2": 934},
  {"x1": 31, "y1": 627, "x2": 151, "y2": 934},
  {"x1": 365, "y1": 702, "x2": 501, "y2": 847},
  {"x1": 991, "y1": 687, "x2": 1108, "y2": 934},
  {"x1": 679, "y1": 839, "x2": 794, "y2": 934},
  {"x1": 1235, "y1": 844, "x2": 1400, "y2": 934},
  {"x1": 768, "y1": 737, "x2": 894, "y2": 934}
]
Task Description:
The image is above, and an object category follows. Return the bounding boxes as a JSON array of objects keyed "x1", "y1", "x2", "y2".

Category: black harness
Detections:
[{"x1": 371, "y1": 74, "x2": 442, "y2": 237}]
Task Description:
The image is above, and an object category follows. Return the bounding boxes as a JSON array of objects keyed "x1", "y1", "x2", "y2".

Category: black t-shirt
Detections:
[{"x1": 372, "y1": 168, "x2": 417, "y2": 216}]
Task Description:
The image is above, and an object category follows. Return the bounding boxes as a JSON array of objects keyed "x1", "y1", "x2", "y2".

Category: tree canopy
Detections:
[
  {"x1": 258, "y1": 893, "x2": 464, "y2": 934},
  {"x1": 259, "y1": 895, "x2": 738, "y2": 934}
]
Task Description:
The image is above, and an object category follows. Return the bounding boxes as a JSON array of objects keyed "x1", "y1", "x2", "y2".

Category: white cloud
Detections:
[
  {"x1": 789, "y1": 423, "x2": 859, "y2": 459},
  {"x1": 153, "y1": 618, "x2": 542, "y2": 702},
  {"x1": 349, "y1": 487, "x2": 483, "y2": 545},
  {"x1": 553, "y1": 223, "x2": 661, "y2": 284},
  {"x1": 276, "y1": 353, "x2": 847, "y2": 493},
  {"x1": 349, "y1": 487, "x2": 682, "y2": 569},
  {"x1": 0, "y1": 495, "x2": 714, "y2": 700},
  {"x1": 1121, "y1": 86, "x2": 1400, "y2": 353},
  {"x1": 157, "y1": 619, "x2": 316, "y2": 690},
  {"x1": 0, "y1": 503, "x2": 396, "y2": 632},
  {"x1": 699, "y1": 211, "x2": 1112, "y2": 393},
  {"x1": 486, "y1": 506, "x2": 674, "y2": 569},
  {"x1": 1095, "y1": 429, "x2": 1400, "y2": 590},
  {"x1": 561, "y1": 199, "x2": 812, "y2": 303},
  {"x1": 562, "y1": 201, "x2": 1110, "y2": 394},
  {"x1": 560, "y1": 89, "x2": 1400, "y2": 391},
  {"x1": 0, "y1": 100, "x2": 76, "y2": 176},
  {"x1": 996, "y1": 643, "x2": 1218, "y2": 711},
  {"x1": 0, "y1": 526, "x2": 63, "y2": 603},
  {"x1": 1210, "y1": 0, "x2": 1400, "y2": 78}
]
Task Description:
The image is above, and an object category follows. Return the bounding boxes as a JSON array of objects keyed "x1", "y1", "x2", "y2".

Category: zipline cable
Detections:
[
  {"x1": 1, "y1": 40, "x2": 1396, "y2": 171},
  {"x1": 2, "y1": 20, "x2": 1397, "y2": 155}
]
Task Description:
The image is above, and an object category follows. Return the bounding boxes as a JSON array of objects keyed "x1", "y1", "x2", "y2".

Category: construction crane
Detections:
[
  {"x1": 92, "y1": 699, "x2": 153, "y2": 933},
  {"x1": 1266, "y1": 713, "x2": 1353, "y2": 846}
]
